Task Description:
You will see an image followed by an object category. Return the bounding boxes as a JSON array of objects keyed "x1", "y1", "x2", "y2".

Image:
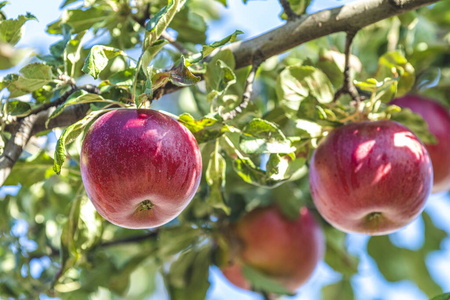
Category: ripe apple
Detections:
[
  {"x1": 80, "y1": 109, "x2": 202, "y2": 229},
  {"x1": 221, "y1": 206, "x2": 324, "y2": 293},
  {"x1": 391, "y1": 95, "x2": 450, "y2": 193},
  {"x1": 309, "y1": 120, "x2": 432, "y2": 235}
]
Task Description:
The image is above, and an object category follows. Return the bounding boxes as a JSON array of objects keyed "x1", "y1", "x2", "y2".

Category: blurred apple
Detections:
[
  {"x1": 391, "y1": 95, "x2": 450, "y2": 193},
  {"x1": 221, "y1": 205, "x2": 324, "y2": 293}
]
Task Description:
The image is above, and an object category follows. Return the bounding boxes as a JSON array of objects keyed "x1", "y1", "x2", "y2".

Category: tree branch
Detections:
[
  {"x1": 218, "y1": 0, "x2": 437, "y2": 69},
  {"x1": 333, "y1": 31, "x2": 360, "y2": 103},
  {"x1": 1, "y1": 85, "x2": 100, "y2": 186},
  {"x1": 100, "y1": 230, "x2": 158, "y2": 247},
  {"x1": 221, "y1": 54, "x2": 263, "y2": 121},
  {"x1": 0, "y1": 0, "x2": 439, "y2": 184},
  {"x1": 161, "y1": 31, "x2": 191, "y2": 55},
  {"x1": 0, "y1": 114, "x2": 37, "y2": 186},
  {"x1": 279, "y1": 0, "x2": 298, "y2": 21},
  {"x1": 28, "y1": 230, "x2": 159, "y2": 260}
]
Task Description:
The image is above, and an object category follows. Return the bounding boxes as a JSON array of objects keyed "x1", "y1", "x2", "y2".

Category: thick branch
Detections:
[
  {"x1": 219, "y1": 0, "x2": 438, "y2": 69},
  {"x1": 1, "y1": 85, "x2": 100, "y2": 186},
  {"x1": 0, "y1": 115, "x2": 37, "y2": 186}
]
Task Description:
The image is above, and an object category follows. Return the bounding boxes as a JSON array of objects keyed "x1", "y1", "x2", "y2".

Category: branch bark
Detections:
[
  {"x1": 218, "y1": 0, "x2": 438, "y2": 69},
  {"x1": 1, "y1": 85, "x2": 100, "y2": 186},
  {"x1": 0, "y1": 0, "x2": 440, "y2": 185}
]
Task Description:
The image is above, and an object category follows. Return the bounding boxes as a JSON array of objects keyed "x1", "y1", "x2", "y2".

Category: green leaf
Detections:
[
  {"x1": 3, "y1": 151, "x2": 54, "y2": 187},
  {"x1": 240, "y1": 118, "x2": 294, "y2": 154},
  {"x1": 66, "y1": 30, "x2": 86, "y2": 66},
  {"x1": 170, "y1": 6, "x2": 207, "y2": 45},
  {"x1": 166, "y1": 246, "x2": 211, "y2": 300},
  {"x1": 390, "y1": 106, "x2": 437, "y2": 144},
  {"x1": 49, "y1": 24, "x2": 72, "y2": 58},
  {"x1": 107, "y1": 68, "x2": 136, "y2": 86},
  {"x1": 144, "y1": 0, "x2": 183, "y2": 49},
  {"x1": 57, "y1": 195, "x2": 103, "y2": 285},
  {"x1": 324, "y1": 227, "x2": 359, "y2": 277},
  {"x1": 76, "y1": 197, "x2": 103, "y2": 252},
  {"x1": 232, "y1": 157, "x2": 287, "y2": 188},
  {"x1": 158, "y1": 226, "x2": 201, "y2": 257},
  {"x1": 276, "y1": 65, "x2": 334, "y2": 117},
  {"x1": 7, "y1": 100, "x2": 31, "y2": 117},
  {"x1": 53, "y1": 109, "x2": 106, "y2": 174},
  {"x1": 82, "y1": 45, "x2": 125, "y2": 79},
  {"x1": 367, "y1": 212, "x2": 445, "y2": 297},
  {"x1": 60, "y1": 0, "x2": 81, "y2": 8},
  {"x1": 178, "y1": 113, "x2": 229, "y2": 143},
  {"x1": 2, "y1": 63, "x2": 53, "y2": 97},
  {"x1": 152, "y1": 57, "x2": 201, "y2": 90},
  {"x1": 241, "y1": 264, "x2": 293, "y2": 295},
  {"x1": 205, "y1": 50, "x2": 236, "y2": 98},
  {"x1": 0, "y1": 13, "x2": 37, "y2": 45},
  {"x1": 57, "y1": 193, "x2": 83, "y2": 283},
  {"x1": 141, "y1": 39, "x2": 168, "y2": 74},
  {"x1": 187, "y1": 30, "x2": 243, "y2": 65},
  {"x1": 375, "y1": 51, "x2": 415, "y2": 101},
  {"x1": 430, "y1": 293, "x2": 450, "y2": 300},
  {"x1": 206, "y1": 151, "x2": 229, "y2": 213},
  {"x1": 0, "y1": 42, "x2": 30, "y2": 70},
  {"x1": 322, "y1": 279, "x2": 355, "y2": 300},
  {"x1": 46, "y1": 90, "x2": 112, "y2": 127},
  {"x1": 47, "y1": 7, "x2": 112, "y2": 34},
  {"x1": 108, "y1": 251, "x2": 155, "y2": 295}
]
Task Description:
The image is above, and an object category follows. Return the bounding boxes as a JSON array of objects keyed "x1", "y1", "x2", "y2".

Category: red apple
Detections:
[
  {"x1": 80, "y1": 109, "x2": 202, "y2": 229},
  {"x1": 391, "y1": 95, "x2": 450, "y2": 193},
  {"x1": 309, "y1": 120, "x2": 432, "y2": 235},
  {"x1": 221, "y1": 206, "x2": 324, "y2": 293}
]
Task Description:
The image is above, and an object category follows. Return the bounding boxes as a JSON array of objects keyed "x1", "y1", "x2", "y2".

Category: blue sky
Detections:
[{"x1": 2, "y1": 0, "x2": 450, "y2": 299}]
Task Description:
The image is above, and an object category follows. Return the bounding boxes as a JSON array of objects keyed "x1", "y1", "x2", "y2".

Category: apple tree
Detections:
[{"x1": 1, "y1": 0, "x2": 450, "y2": 299}]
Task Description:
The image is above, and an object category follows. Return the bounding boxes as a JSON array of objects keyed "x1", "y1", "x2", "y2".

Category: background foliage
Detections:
[{"x1": 1, "y1": 0, "x2": 450, "y2": 299}]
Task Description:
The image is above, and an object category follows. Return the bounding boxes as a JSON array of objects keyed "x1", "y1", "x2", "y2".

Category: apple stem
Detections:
[
  {"x1": 138, "y1": 200, "x2": 155, "y2": 211},
  {"x1": 366, "y1": 212, "x2": 383, "y2": 223}
]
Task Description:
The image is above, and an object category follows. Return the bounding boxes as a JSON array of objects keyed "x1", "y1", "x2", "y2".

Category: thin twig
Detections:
[
  {"x1": 100, "y1": 230, "x2": 159, "y2": 247},
  {"x1": 23, "y1": 85, "x2": 100, "y2": 118},
  {"x1": 279, "y1": 0, "x2": 298, "y2": 21},
  {"x1": 333, "y1": 31, "x2": 361, "y2": 103},
  {"x1": 161, "y1": 31, "x2": 191, "y2": 55},
  {"x1": 28, "y1": 230, "x2": 159, "y2": 260},
  {"x1": 221, "y1": 54, "x2": 264, "y2": 121}
]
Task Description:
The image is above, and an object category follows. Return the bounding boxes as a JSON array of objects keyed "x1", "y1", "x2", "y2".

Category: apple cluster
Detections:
[{"x1": 78, "y1": 95, "x2": 449, "y2": 295}]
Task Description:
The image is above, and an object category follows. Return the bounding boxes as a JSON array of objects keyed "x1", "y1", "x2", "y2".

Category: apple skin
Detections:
[
  {"x1": 80, "y1": 109, "x2": 202, "y2": 229},
  {"x1": 391, "y1": 95, "x2": 450, "y2": 193},
  {"x1": 221, "y1": 206, "x2": 325, "y2": 292},
  {"x1": 309, "y1": 120, "x2": 433, "y2": 235}
]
